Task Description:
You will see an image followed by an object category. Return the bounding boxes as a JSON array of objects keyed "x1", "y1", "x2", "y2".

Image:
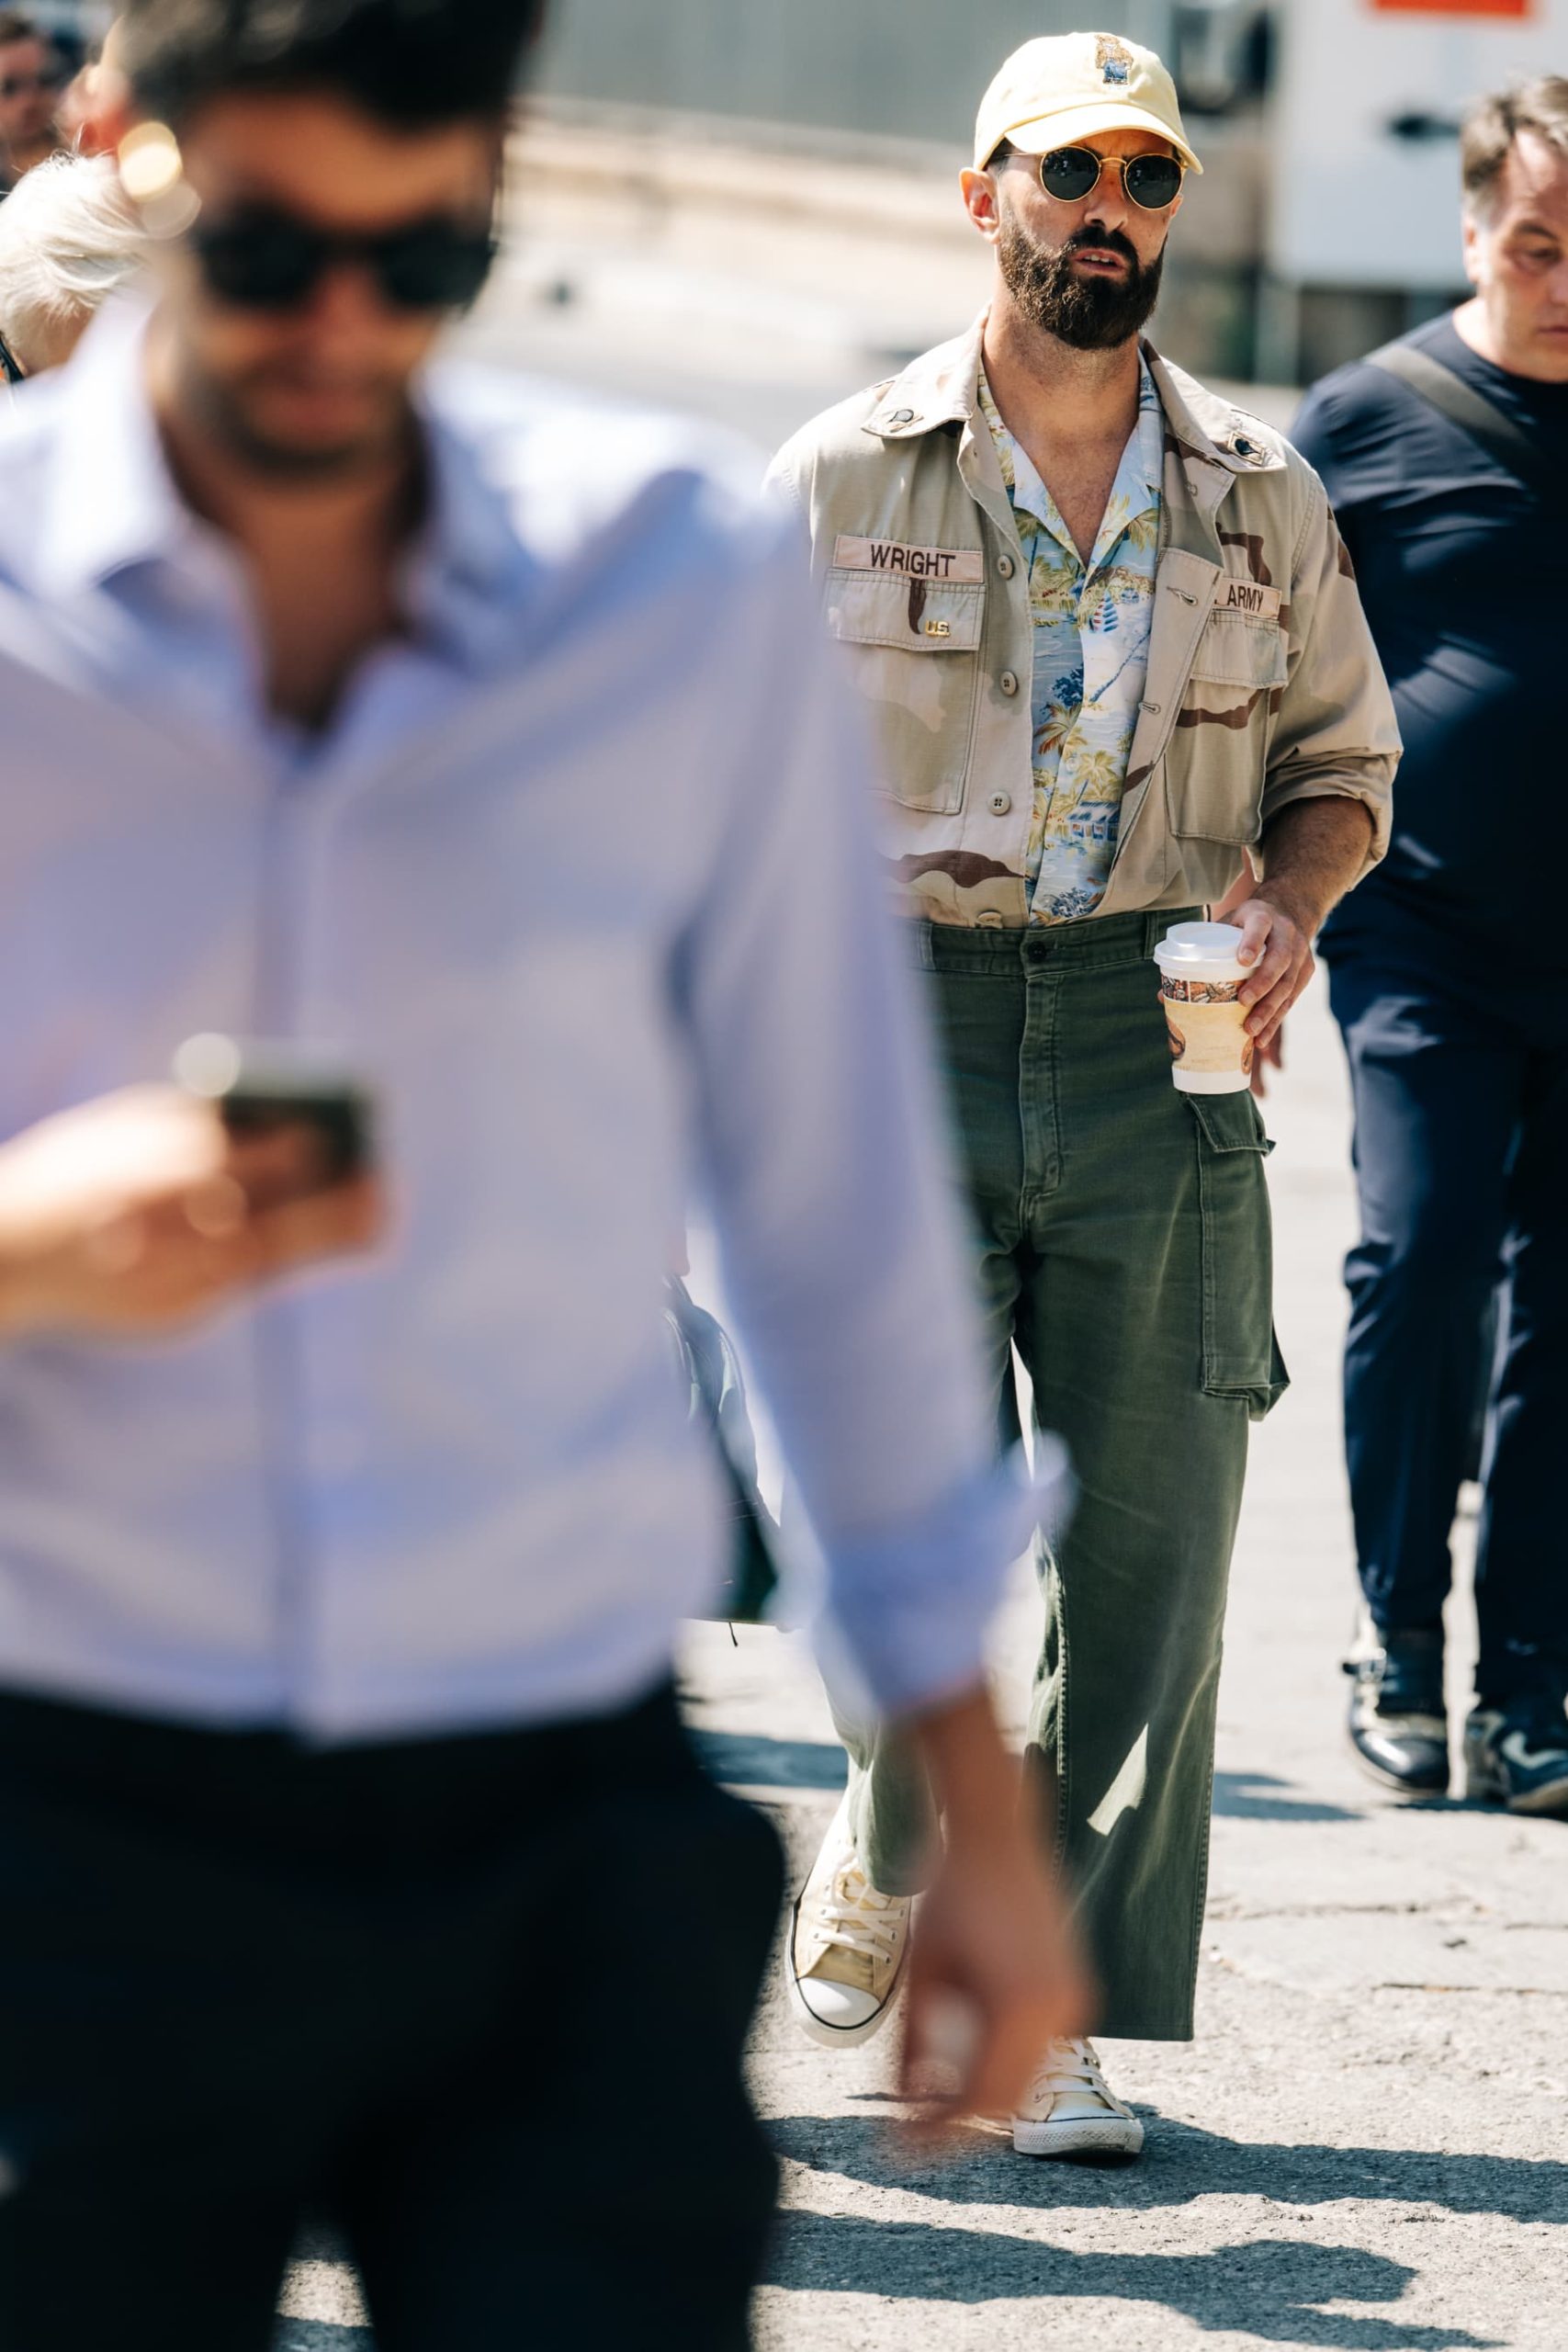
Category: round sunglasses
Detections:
[
  {"x1": 190, "y1": 205, "x2": 499, "y2": 313},
  {"x1": 1034, "y1": 147, "x2": 1185, "y2": 212}
]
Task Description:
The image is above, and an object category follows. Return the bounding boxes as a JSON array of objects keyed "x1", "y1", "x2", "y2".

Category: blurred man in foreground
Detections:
[
  {"x1": 1294, "y1": 81, "x2": 1568, "y2": 1815},
  {"x1": 0, "y1": 1, "x2": 1084, "y2": 2344},
  {"x1": 772, "y1": 29, "x2": 1397, "y2": 2157},
  {"x1": 0, "y1": 9, "x2": 62, "y2": 189}
]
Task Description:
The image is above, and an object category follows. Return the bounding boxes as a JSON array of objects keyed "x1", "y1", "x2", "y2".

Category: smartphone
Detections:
[{"x1": 174, "y1": 1035, "x2": 376, "y2": 1186}]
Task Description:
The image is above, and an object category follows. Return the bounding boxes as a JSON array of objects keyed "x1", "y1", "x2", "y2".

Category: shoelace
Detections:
[
  {"x1": 1028, "y1": 2037, "x2": 1113, "y2": 2108},
  {"x1": 812, "y1": 1866, "x2": 904, "y2": 1963}
]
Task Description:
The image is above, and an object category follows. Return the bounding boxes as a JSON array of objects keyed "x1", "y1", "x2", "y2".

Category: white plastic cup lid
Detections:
[{"x1": 1155, "y1": 922, "x2": 1247, "y2": 969}]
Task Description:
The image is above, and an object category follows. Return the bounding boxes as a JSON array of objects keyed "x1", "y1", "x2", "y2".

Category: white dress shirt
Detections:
[{"x1": 0, "y1": 300, "x2": 1024, "y2": 1741}]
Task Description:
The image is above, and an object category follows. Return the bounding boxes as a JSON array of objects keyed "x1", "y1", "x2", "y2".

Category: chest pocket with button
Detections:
[
  {"x1": 1188, "y1": 608, "x2": 1288, "y2": 691},
  {"x1": 1167, "y1": 590, "x2": 1289, "y2": 850},
  {"x1": 823, "y1": 568, "x2": 985, "y2": 816}
]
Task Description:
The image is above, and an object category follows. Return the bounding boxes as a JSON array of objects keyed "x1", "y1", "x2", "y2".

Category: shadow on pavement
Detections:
[
  {"x1": 1213, "y1": 1770, "x2": 1360, "y2": 1824},
  {"x1": 770, "y1": 2112, "x2": 1568, "y2": 2225},
  {"x1": 694, "y1": 1731, "x2": 848, "y2": 1790},
  {"x1": 690, "y1": 1740, "x2": 1359, "y2": 1821},
  {"x1": 764, "y1": 2215, "x2": 1498, "y2": 2347}
]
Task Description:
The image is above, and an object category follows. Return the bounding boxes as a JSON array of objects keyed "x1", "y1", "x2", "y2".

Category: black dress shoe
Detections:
[
  {"x1": 1464, "y1": 1697, "x2": 1568, "y2": 1817},
  {"x1": 1344, "y1": 1617, "x2": 1450, "y2": 1797}
]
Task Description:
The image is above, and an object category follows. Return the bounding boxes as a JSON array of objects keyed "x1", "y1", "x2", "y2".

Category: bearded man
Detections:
[{"x1": 770, "y1": 31, "x2": 1399, "y2": 2160}]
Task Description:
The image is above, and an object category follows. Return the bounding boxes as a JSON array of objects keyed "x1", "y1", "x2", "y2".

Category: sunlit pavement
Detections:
[
  {"x1": 693, "y1": 980, "x2": 1567, "y2": 2352},
  {"x1": 272, "y1": 228, "x2": 1564, "y2": 2352}
]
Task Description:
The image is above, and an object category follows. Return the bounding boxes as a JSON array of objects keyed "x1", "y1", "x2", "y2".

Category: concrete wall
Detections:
[{"x1": 534, "y1": 0, "x2": 1173, "y2": 149}]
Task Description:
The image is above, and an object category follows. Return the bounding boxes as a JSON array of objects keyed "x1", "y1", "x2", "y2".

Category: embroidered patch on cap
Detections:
[{"x1": 1096, "y1": 34, "x2": 1134, "y2": 84}]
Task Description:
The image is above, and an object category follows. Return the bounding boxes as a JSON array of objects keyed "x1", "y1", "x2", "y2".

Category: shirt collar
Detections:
[
  {"x1": 863, "y1": 313, "x2": 987, "y2": 441},
  {"x1": 36, "y1": 296, "x2": 536, "y2": 673},
  {"x1": 402, "y1": 371, "x2": 538, "y2": 670},
  {"x1": 35, "y1": 294, "x2": 201, "y2": 598},
  {"x1": 867, "y1": 313, "x2": 1286, "y2": 488},
  {"x1": 979, "y1": 353, "x2": 1162, "y2": 558},
  {"x1": 1129, "y1": 355, "x2": 1166, "y2": 508}
]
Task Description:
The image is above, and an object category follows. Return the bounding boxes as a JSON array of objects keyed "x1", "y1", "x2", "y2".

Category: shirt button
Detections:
[
  {"x1": 999, "y1": 670, "x2": 1021, "y2": 696},
  {"x1": 988, "y1": 790, "x2": 1012, "y2": 816},
  {"x1": 997, "y1": 553, "x2": 1016, "y2": 579}
]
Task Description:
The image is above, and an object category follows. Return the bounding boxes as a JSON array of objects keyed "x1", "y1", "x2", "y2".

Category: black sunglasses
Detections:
[
  {"x1": 190, "y1": 205, "x2": 500, "y2": 314},
  {"x1": 1036, "y1": 147, "x2": 1185, "y2": 212}
]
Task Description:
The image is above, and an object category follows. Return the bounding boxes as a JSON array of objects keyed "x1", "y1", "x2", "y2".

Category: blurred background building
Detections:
[
  {"x1": 513, "y1": 0, "x2": 1568, "y2": 395},
  {"x1": 29, "y1": 0, "x2": 1566, "y2": 406}
]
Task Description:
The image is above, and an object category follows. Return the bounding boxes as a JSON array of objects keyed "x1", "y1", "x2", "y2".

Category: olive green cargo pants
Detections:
[{"x1": 841, "y1": 910, "x2": 1286, "y2": 2041}]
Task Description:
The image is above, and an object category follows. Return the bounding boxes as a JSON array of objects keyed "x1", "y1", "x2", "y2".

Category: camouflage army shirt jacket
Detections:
[{"x1": 770, "y1": 315, "x2": 1400, "y2": 929}]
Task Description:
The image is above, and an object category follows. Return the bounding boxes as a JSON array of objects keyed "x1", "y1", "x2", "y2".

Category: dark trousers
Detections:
[
  {"x1": 1329, "y1": 936, "x2": 1568, "y2": 1704},
  {"x1": 0, "y1": 1680, "x2": 783, "y2": 2352}
]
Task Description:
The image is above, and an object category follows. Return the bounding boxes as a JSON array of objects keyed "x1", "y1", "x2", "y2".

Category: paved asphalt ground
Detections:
[{"x1": 272, "y1": 167, "x2": 1567, "y2": 2352}]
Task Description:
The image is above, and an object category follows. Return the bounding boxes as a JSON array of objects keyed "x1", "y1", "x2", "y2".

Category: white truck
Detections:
[{"x1": 1260, "y1": 0, "x2": 1568, "y2": 379}]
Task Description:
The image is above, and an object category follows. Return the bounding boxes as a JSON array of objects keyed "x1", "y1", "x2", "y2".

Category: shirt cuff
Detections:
[{"x1": 816, "y1": 1439, "x2": 1072, "y2": 1724}]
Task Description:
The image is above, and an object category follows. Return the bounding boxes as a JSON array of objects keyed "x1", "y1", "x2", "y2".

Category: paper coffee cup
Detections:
[{"x1": 1153, "y1": 922, "x2": 1253, "y2": 1095}]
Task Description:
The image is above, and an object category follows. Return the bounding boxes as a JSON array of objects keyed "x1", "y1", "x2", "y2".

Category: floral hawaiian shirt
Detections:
[{"x1": 977, "y1": 361, "x2": 1164, "y2": 922}]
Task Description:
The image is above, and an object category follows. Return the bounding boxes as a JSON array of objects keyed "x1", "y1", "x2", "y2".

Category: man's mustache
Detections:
[{"x1": 1062, "y1": 226, "x2": 1142, "y2": 267}]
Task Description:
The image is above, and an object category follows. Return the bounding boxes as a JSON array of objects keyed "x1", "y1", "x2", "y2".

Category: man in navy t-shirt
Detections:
[{"x1": 1292, "y1": 78, "x2": 1568, "y2": 1816}]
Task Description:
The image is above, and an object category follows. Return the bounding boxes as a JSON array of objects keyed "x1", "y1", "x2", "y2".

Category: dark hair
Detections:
[
  {"x1": 118, "y1": 0, "x2": 547, "y2": 130},
  {"x1": 0, "y1": 9, "x2": 41, "y2": 46},
  {"x1": 1461, "y1": 76, "x2": 1568, "y2": 219},
  {"x1": 986, "y1": 138, "x2": 1016, "y2": 170}
]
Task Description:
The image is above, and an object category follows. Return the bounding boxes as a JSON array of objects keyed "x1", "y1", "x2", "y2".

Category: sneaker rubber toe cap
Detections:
[{"x1": 793, "y1": 1976, "x2": 883, "y2": 2032}]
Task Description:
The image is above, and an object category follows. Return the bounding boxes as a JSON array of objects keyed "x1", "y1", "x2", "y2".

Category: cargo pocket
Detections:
[
  {"x1": 824, "y1": 569, "x2": 985, "y2": 815},
  {"x1": 1189, "y1": 1090, "x2": 1289, "y2": 1419}
]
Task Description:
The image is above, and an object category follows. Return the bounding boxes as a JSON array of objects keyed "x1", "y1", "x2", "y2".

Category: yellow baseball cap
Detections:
[{"x1": 973, "y1": 30, "x2": 1202, "y2": 176}]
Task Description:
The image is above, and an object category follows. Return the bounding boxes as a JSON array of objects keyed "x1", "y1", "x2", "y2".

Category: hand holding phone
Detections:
[
  {"x1": 0, "y1": 1042, "x2": 382, "y2": 1343},
  {"x1": 174, "y1": 1034, "x2": 375, "y2": 1187}
]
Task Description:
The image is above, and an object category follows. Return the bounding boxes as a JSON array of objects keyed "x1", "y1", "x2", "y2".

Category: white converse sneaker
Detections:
[
  {"x1": 1011, "y1": 2038, "x2": 1145, "y2": 2161},
  {"x1": 785, "y1": 1794, "x2": 912, "y2": 2049}
]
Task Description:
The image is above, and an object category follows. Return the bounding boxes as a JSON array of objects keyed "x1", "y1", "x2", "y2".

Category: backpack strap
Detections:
[{"x1": 1364, "y1": 340, "x2": 1563, "y2": 512}]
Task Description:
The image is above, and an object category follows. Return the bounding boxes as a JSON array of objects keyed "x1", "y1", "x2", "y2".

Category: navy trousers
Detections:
[
  {"x1": 0, "y1": 1682, "x2": 783, "y2": 2352},
  {"x1": 1327, "y1": 932, "x2": 1568, "y2": 1705}
]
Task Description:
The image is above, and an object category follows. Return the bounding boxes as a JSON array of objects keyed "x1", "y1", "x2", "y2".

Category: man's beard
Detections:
[
  {"x1": 182, "y1": 356, "x2": 412, "y2": 483},
  {"x1": 998, "y1": 217, "x2": 1166, "y2": 352}
]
